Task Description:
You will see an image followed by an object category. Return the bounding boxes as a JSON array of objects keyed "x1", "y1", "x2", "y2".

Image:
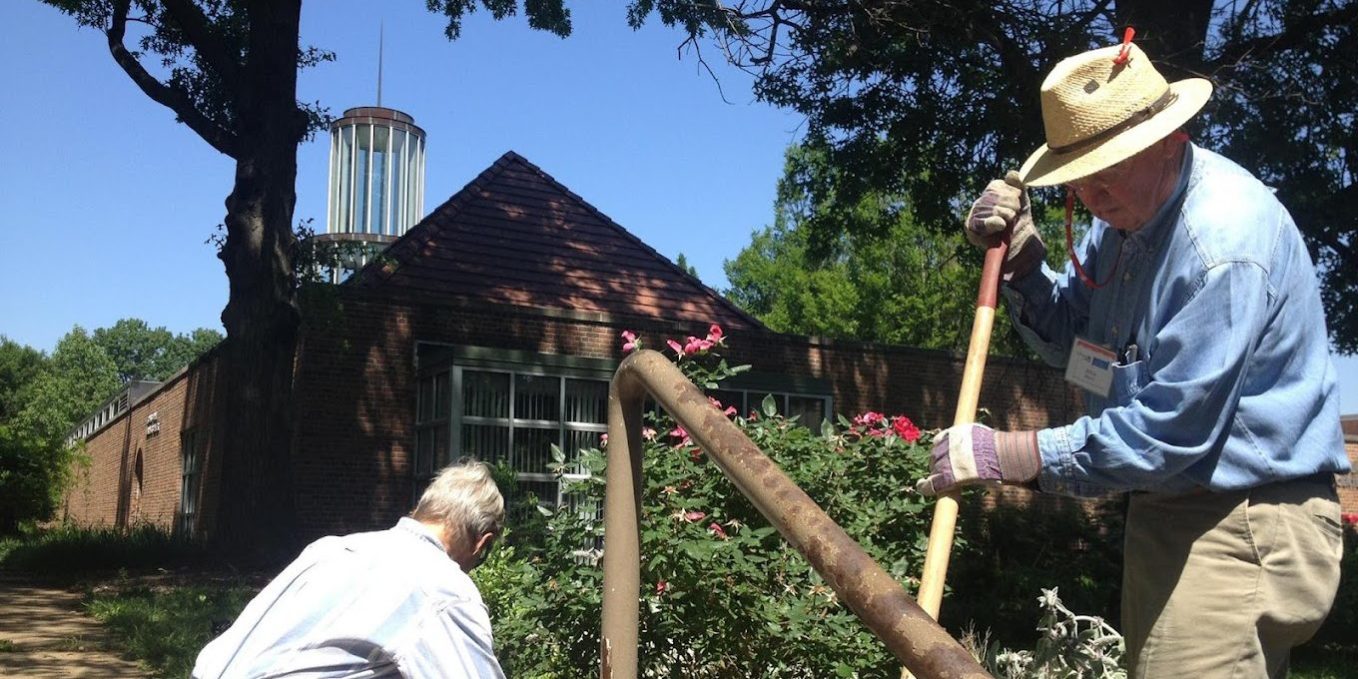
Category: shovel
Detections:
[{"x1": 912, "y1": 172, "x2": 1020, "y2": 655}]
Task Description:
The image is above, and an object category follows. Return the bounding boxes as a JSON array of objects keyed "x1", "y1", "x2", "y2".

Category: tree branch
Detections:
[
  {"x1": 107, "y1": 0, "x2": 239, "y2": 158},
  {"x1": 160, "y1": 0, "x2": 244, "y2": 95},
  {"x1": 1205, "y1": 3, "x2": 1358, "y2": 71}
]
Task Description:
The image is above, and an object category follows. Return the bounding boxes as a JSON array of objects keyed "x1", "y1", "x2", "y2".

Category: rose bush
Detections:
[
  {"x1": 475, "y1": 328, "x2": 937, "y2": 677},
  {"x1": 474, "y1": 325, "x2": 1135, "y2": 677}
]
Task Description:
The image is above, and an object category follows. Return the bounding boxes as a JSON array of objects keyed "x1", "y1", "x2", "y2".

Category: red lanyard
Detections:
[{"x1": 1065, "y1": 188, "x2": 1124, "y2": 289}]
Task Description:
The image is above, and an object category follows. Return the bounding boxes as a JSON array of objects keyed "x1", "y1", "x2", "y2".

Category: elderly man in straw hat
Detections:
[
  {"x1": 194, "y1": 459, "x2": 507, "y2": 678},
  {"x1": 917, "y1": 37, "x2": 1349, "y2": 677}
]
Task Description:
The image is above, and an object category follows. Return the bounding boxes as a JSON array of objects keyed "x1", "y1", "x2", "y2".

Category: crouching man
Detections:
[{"x1": 194, "y1": 460, "x2": 506, "y2": 678}]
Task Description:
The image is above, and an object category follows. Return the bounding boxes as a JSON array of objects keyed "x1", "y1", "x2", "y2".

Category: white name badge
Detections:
[{"x1": 1065, "y1": 337, "x2": 1117, "y2": 398}]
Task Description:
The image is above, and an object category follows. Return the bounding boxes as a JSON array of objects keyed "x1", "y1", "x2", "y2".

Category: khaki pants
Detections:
[{"x1": 1122, "y1": 476, "x2": 1343, "y2": 678}]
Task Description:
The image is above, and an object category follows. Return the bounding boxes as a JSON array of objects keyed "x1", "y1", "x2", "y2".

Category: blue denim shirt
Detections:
[{"x1": 1003, "y1": 144, "x2": 1350, "y2": 497}]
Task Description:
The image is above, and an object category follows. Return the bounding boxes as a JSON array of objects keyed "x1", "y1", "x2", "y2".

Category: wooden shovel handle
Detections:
[{"x1": 915, "y1": 238, "x2": 1008, "y2": 621}]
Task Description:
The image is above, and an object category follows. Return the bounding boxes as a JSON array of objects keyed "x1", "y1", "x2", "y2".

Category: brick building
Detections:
[{"x1": 60, "y1": 151, "x2": 1358, "y2": 543}]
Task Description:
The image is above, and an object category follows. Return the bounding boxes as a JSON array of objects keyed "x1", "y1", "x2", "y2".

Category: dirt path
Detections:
[{"x1": 0, "y1": 577, "x2": 146, "y2": 678}]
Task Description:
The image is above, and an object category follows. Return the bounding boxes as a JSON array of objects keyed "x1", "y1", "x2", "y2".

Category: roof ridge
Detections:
[
  {"x1": 350, "y1": 151, "x2": 522, "y2": 287},
  {"x1": 494, "y1": 154, "x2": 766, "y2": 331}
]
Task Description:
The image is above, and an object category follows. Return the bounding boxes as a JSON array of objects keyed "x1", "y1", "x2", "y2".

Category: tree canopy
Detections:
[
  {"x1": 637, "y1": 0, "x2": 1357, "y2": 352},
  {"x1": 0, "y1": 320, "x2": 221, "y2": 533},
  {"x1": 0, "y1": 328, "x2": 119, "y2": 533},
  {"x1": 93, "y1": 319, "x2": 223, "y2": 383},
  {"x1": 41, "y1": 0, "x2": 577, "y2": 560},
  {"x1": 725, "y1": 144, "x2": 1063, "y2": 355}
]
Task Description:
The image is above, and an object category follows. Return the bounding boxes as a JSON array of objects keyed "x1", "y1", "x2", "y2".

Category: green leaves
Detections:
[
  {"x1": 724, "y1": 143, "x2": 1038, "y2": 356},
  {"x1": 474, "y1": 340, "x2": 937, "y2": 676}
]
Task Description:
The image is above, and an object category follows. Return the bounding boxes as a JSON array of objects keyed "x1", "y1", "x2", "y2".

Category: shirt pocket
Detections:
[{"x1": 1110, "y1": 359, "x2": 1150, "y2": 404}]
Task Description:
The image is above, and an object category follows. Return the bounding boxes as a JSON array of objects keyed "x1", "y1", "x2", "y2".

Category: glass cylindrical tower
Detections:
[
  {"x1": 326, "y1": 106, "x2": 426, "y2": 238},
  {"x1": 314, "y1": 107, "x2": 426, "y2": 283}
]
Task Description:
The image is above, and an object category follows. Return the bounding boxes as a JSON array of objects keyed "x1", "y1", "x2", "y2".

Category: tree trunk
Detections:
[{"x1": 212, "y1": 0, "x2": 307, "y2": 565}]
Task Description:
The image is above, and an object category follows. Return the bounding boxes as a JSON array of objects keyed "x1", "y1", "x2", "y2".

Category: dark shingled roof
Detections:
[{"x1": 353, "y1": 151, "x2": 763, "y2": 331}]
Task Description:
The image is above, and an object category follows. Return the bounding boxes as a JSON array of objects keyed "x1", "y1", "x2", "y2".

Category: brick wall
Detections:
[
  {"x1": 63, "y1": 288, "x2": 1358, "y2": 547},
  {"x1": 1341, "y1": 439, "x2": 1358, "y2": 513},
  {"x1": 280, "y1": 290, "x2": 1083, "y2": 542},
  {"x1": 62, "y1": 350, "x2": 226, "y2": 536}
]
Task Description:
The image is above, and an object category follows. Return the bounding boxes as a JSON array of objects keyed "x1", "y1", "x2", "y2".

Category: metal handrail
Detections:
[{"x1": 599, "y1": 349, "x2": 990, "y2": 679}]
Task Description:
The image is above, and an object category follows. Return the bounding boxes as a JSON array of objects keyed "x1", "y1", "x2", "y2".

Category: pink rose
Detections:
[
  {"x1": 656, "y1": 579, "x2": 669, "y2": 595},
  {"x1": 600, "y1": 433, "x2": 608, "y2": 446},
  {"x1": 666, "y1": 339, "x2": 685, "y2": 358},
  {"x1": 684, "y1": 510, "x2": 707, "y2": 522},
  {"x1": 706, "y1": 324, "x2": 725, "y2": 345},
  {"x1": 621, "y1": 330, "x2": 640, "y2": 353},
  {"x1": 669, "y1": 426, "x2": 690, "y2": 446},
  {"x1": 708, "y1": 522, "x2": 728, "y2": 539},
  {"x1": 853, "y1": 411, "x2": 885, "y2": 427},
  {"x1": 684, "y1": 336, "x2": 713, "y2": 355}
]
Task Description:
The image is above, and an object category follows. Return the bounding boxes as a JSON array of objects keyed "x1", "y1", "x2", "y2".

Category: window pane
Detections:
[
  {"x1": 462, "y1": 424, "x2": 509, "y2": 465},
  {"x1": 513, "y1": 425, "x2": 560, "y2": 475},
  {"x1": 434, "y1": 425, "x2": 451, "y2": 468},
  {"x1": 433, "y1": 372, "x2": 450, "y2": 420},
  {"x1": 787, "y1": 396, "x2": 826, "y2": 426},
  {"x1": 463, "y1": 371, "x2": 510, "y2": 418},
  {"x1": 564, "y1": 379, "x2": 608, "y2": 424},
  {"x1": 415, "y1": 429, "x2": 433, "y2": 476},
  {"x1": 355, "y1": 124, "x2": 371, "y2": 233},
  {"x1": 564, "y1": 428, "x2": 605, "y2": 475},
  {"x1": 515, "y1": 375, "x2": 559, "y2": 422},
  {"x1": 418, "y1": 376, "x2": 434, "y2": 423}
]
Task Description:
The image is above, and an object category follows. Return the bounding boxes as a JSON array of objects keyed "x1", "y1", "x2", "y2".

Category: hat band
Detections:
[{"x1": 1048, "y1": 88, "x2": 1177, "y2": 155}]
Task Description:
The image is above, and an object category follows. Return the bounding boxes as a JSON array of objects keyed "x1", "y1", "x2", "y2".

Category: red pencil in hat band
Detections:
[{"x1": 1113, "y1": 26, "x2": 1136, "y2": 65}]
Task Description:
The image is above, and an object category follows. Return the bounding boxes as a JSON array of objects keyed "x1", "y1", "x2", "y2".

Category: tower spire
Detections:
[{"x1": 376, "y1": 21, "x2": 384, "y2": 107}]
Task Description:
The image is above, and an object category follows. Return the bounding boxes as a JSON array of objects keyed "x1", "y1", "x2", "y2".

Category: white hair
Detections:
[{"x1": 412, "y1": 459, "x2": 505, "y2": 540}]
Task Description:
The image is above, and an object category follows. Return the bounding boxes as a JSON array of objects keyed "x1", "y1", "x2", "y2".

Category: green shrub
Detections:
[
  {"x1": 0, "y1": 523, "x2": 206, "y2": 576},
  {"x1": 946, "y1": 494, "x2": 1125, "y2": 647},
  {"x1": 475, "y1": 337, "x2": 939, "y2": 677}
]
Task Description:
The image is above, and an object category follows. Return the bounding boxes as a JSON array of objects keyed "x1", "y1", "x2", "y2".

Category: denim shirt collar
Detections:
[{"x1": 395, "y1": 516, "x2": 447, "y2": 553}]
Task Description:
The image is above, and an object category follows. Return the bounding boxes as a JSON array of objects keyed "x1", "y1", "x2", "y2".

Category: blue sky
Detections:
[{"x1": 2, "y1": 1, "x2": 1354, "y2": 414}]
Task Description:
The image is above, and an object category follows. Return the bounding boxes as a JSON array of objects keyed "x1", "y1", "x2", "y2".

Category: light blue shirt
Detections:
[
  {"x1": 193, "y1": 517, "x2": 506, "y2": 679},
  {"x1": 1004, "y1": 144, "x2": 1350, "y2": 497}
]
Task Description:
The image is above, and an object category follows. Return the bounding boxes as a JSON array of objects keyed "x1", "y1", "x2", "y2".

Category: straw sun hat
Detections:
[{"x1": 1018, "y1": 43, "x2": 1213, "y2": 187}]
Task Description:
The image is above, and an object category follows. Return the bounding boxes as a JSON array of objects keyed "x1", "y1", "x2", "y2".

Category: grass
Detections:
[
  {"x1": 85, "y1": 577, "x2": 259, "y2": 679},
  {"x1": 0, "y1": 523, "x2": 206, "y2": 577},
  {"x1": 0, "y1": 639, "x2": 17, "y2": 652}
]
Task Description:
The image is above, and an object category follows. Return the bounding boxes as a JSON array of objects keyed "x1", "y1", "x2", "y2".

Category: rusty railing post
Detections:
[{"x1": 599, "y1": 349, "x2": 989, "y2": 679}]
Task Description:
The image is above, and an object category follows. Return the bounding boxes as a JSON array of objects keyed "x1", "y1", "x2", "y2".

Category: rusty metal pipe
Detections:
[{"x1": 600, "y1": 349, "x2": 990, "y2": 679}]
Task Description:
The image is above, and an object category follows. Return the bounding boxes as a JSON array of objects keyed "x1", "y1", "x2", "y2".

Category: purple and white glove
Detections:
[
  {"x1": 964, "y1": 171, "x2": 1046, "y2": 279},
  {"x1": 915, "y1": 424, "x2": 1041, "y2": 496}
]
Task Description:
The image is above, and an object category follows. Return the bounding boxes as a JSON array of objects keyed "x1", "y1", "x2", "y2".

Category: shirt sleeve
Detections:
[
  {"x1": 1001, "y1": 227, "x2": 1101, "y2": 368},
  {"x1": 1035, "y1": 260, "x2": 1273, "y2": 495},
  {"x1": 399, "y1": 600, "x2": 506, "y2": 679}
]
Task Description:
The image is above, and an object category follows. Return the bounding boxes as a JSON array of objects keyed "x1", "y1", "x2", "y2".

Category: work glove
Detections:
[
  {"x1": 915, "y1": 424, "x2": 1041, "y2": 496},
  {"x1": 964, "y1": 171, "x2": 1047, "y2": 279}
]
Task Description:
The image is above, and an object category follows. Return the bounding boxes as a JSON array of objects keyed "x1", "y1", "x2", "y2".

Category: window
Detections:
[
  {"x1": 415, "y1": 359, "x2": 609, "y2": 519},
  {"x1": 179, "y1": 430, "x2": 200, "y2": 536}
]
